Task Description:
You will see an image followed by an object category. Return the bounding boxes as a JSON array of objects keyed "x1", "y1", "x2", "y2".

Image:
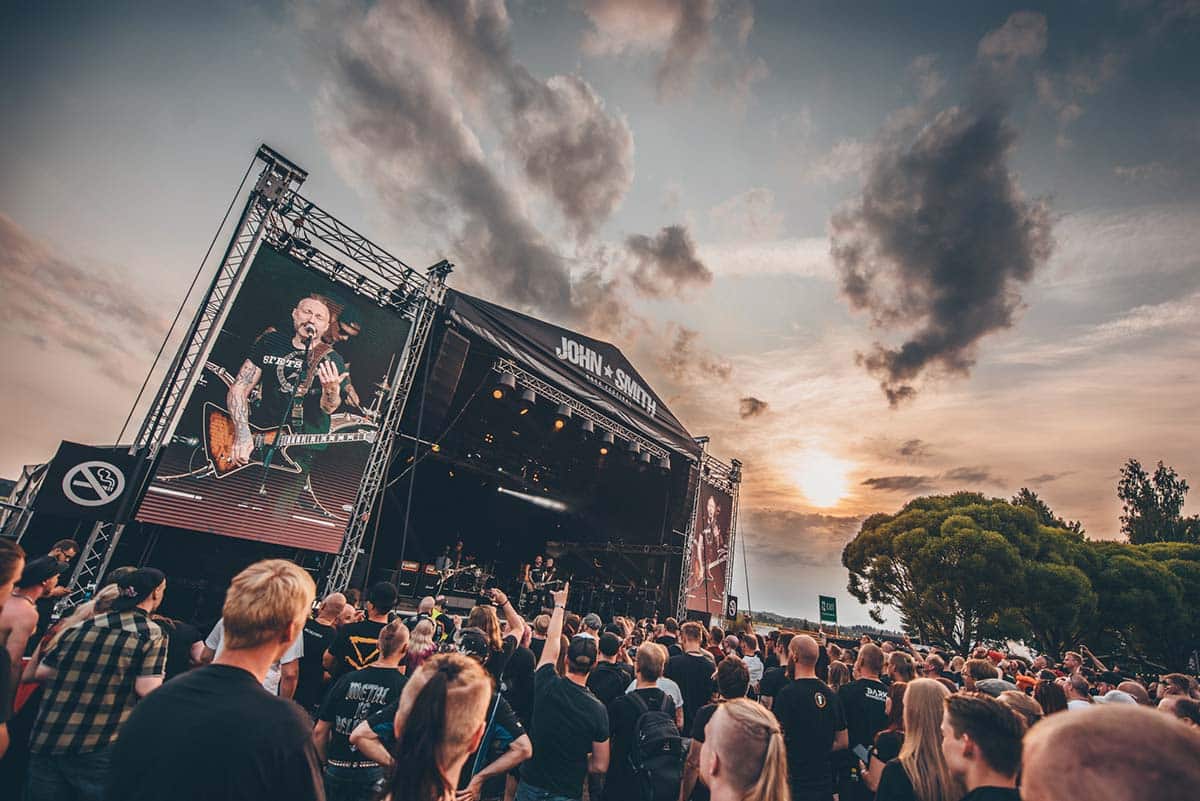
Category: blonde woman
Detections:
[
  {"x1": 405, "y1": 618, "x2": 437, "y2": 673},
  {"x1": 827, "y1": 660, "x2": 851, "y2": 691},
  {"x1": 700, "y1": 697, "x2": 791, "y2": 801},
  {"x1": 866, "y1": 678, "x2": 964, "y2": 801},
  {"x1": 380, "y1": 652, "x2": 493, "y2": 801}
]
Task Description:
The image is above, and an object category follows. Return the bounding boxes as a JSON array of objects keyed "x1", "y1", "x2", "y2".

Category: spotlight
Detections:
[
  {"x1": 627, "y1": 440, "x2": 641, "y2": 456},
  {"x1": 552, "y1": 403, "x2": 571, "y2": 431},
  {"x1": 599, "y1": 431, "x2": 614, "y2": 456},
  {"x1": 430, "y1": 443, "x2": 441, "y2": 453},
  {"x1": 517, "y1": 388, "x2": 536, "y2": 416},
  {"x1": 639, "y1": 451, "x2": 652, "y2": 465},
  {"x1": 656, "y1": 455, "x2": 671, "y2": 474},
  {"x1": 492, "y1": 372, "x2": 516, "y2": 400},
  {"x1": 580, "y1": 420, "x2": 595, "y2": 439}
]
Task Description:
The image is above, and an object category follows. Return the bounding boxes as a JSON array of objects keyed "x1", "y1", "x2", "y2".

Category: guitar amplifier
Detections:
[
  {"x1": 416, "y1": 564, "x2": 442, "y2": 596},
  {"x1": 397, "y1": 561, "x2": 421, "y2": 597}
]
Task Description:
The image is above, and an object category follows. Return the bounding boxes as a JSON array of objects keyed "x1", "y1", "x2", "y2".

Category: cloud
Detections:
[
  {"x1": 829, "y1": 12, "x2": 1056, "y2": 406},
  {"x1": 739, "y1": 507, "x2": 863, "y2": 568},
  {"x1": 942, "y1": 466, "x2": 1002, "y2": 485},
  {"x1": 1113, "y1": 161, "x2": 1177, "y2": 184},
  {"x1": 708, "y1": 187, "x2": 784, "y2": 240},
  {"x1": 898, "y1": 439, "x2": 930, "y2": 459},
  {"x1": 804, "y1": 139, "x2": 875, "y2": 184},
  {"x1": 656, "y1": 323, "x2": 731, "y2": 384},
  {"x1": 1025, "y1": 472, "x2": 1071, "y2": 484},
  {"x1": 307, "y1": 0, "x2": 640, "y2": 327},
  {"x1": 0, "y1": 213, "x2": 165, "y2": 388},
  {"x1": 739, "y1": 396, "x2": 769, "y2": 418},
  {"x1": 861, "y1": 475, "x2": 936, "y2": 492},
  {"x1": 626, "y1": 224, "x2": 713, "y2": 298},
  {"x1": 908, "y1": 54, "x2": 946, "y2": 102},
  {"x1": 580, "y1": 0, "x2": 763, "y2": 102},
  {"x1": 697, "y1": 237, "x2": 833, "y2": 279}
]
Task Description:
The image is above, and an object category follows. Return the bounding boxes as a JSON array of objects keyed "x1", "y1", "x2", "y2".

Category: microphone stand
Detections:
[{"x1": 259, "y1": 331, "x2": 315, "y2": 495}]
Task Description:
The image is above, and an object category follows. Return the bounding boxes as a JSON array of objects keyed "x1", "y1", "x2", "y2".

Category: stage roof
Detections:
[{"x1": 444, "y1": 291, "x2": 701, "y2": 459}]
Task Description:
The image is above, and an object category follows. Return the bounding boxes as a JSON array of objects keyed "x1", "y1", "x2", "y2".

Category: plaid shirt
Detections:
[{"x1": 31, "y1": 609, "x2": 167, "y2": 755}]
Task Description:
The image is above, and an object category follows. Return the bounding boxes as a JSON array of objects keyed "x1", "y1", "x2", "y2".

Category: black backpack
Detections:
[{"x1": 627, "y1": 692, "x2": 684, "y2": 801}]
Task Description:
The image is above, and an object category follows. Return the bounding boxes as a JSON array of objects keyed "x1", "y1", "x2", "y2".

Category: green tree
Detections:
[
  {"x1": 1011, "y1": 488, "x2": 1084, "y2": 534},
  {"x1": 1085, "y1": 542, "x2": 1184, "y2": 665},
  {"x1": 842, "y1": 494, "x2": 1029, "y2": 653},
  {"x1": 1117, "y1": 459, "x2": 1193, "y2": 544}
]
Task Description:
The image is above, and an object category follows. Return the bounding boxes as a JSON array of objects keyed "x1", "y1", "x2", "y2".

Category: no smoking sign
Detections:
[{"x1": 62, "y1": 461, "x2": 126, "y2": 507}]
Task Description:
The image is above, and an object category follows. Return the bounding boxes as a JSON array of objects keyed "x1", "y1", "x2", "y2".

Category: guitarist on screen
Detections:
[{"x1": 227, "y1": 294, "x2": 349, "y2": 470}]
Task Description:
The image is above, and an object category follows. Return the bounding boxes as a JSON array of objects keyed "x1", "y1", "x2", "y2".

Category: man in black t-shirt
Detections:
[
  {"x1": 656, "y1": 617, "x2": 682, "y2": 657},
  {"x1": 325, "y1": 582, "x2": 396, "y2": 679},
  {"x1": 587, "y1": 633, "x2": 634, "y2": 708},
  {"x1": 940, "y1": 694, "x2": 1024, "y2": 801},
  {"x1": 106, "y1": 559, "x2": 322, "y2": 801},
  {"x1": 315, "y1": 621, "x2": 408, "y2": 801},
  {"x1": 294, "y1": 592, "x2": 345, "y2": 714},
  {"x1": 837, "y1": 643, "x2": 888, "y2": 801},
  {"x1": 518, "y1": 585, "x2": 609, "y2": 801},
  {"x1": 772, "y1": 635, "x2": 848, "y2": 801},
  {"x1": 664, "y1": 621, "x2": 716, "y2": 733}
]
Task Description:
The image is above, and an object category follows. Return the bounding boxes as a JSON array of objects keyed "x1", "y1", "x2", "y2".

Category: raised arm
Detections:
[
  {"x1": 536, "y1": 584, "x2": 569, "y2": 671},
  {"x1": 489, "y1": 588, "x2": 525, "y2": 644},
  {"x1": 227, "y1": 359, "x2": 262, "y2": 466}
]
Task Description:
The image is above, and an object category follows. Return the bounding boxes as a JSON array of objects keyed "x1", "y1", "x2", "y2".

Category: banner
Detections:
[
  {"x1": 135, "y1": 245, "x2": 412, "y2": 553},
  {"x1": 684, "y1": 481, "x2": 732, "y2": 616},
  {"x1": 35, "y1": 442, "x2": 140, "y2": 521},
  {"x1": 819, "y1": 595, "x2": 838, "y2": 625}
]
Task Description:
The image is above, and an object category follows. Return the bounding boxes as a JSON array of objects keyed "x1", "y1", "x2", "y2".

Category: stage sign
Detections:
[
  {"x1": 35, "y1": 442, "x2": 139, "y2": 521},
  {"x1": 725, "y1": 595, "x2": 738, "y2": 620},
  {"x1": 135, "y1": 245, "x2": 412, "y2": 553},
  {"x1": 684, "y1": 481, "x2": 733, "y2": 617},
  {"x1": 819, "y1": 595, "x2": 838, "y2": 625}
]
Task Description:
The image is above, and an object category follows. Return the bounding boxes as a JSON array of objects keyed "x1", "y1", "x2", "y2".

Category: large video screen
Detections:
[
  {"x1": 136, "y1": 245, "x2": 412, "y2": 553},
  {"x1": 684, "y1": 482, "x2": 732, "y2": 617}
]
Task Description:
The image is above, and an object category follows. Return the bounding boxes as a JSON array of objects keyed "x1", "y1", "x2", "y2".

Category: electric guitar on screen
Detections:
[{"x1": 202, "y1": 402, "x2": 377, "y2": 478}]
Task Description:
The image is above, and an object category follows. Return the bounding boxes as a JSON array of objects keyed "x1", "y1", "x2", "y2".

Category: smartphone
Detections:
[{"x1": 852, "y1": 744, "x2": 871, "y2": 765}]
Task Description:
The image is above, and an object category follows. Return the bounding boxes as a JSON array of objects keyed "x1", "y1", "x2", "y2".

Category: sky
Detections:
[{"x1": 2, "y1": 1, "x2": 1199, "y2": 626}]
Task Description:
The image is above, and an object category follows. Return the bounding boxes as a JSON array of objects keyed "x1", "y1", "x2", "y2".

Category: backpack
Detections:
[{"x1": 627, "y1": 691, "x2": 684, "y2": 801}]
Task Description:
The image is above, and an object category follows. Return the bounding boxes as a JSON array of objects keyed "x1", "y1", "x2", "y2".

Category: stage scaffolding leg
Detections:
[
  {"x1": 322, "y1": 263, "x2": 451, "y2": 594},
  {"x1": 59, "y1": 147, "x2": 308, "y2": 610},
  {"x1": 677, "y1": 439, "x2": 709, "y2": 621}
]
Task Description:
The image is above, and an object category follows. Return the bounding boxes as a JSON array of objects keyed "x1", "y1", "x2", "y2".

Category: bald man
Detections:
[
  {"x1": 1022, "y1": 704, "x2": 1200, "y2": 801},
  {"x1": 771, "y1": 635, "x2": 848, "y2": 801}
]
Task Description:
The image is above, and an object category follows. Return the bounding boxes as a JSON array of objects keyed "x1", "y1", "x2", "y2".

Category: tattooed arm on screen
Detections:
[{"x1": 228, "y1": 359, "x2": 262, "y2": 465}]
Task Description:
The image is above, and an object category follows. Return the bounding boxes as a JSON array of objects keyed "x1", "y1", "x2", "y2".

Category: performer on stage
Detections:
[
  {"x1": 686, "y1": 494, "x2": 727, "y2": 600},
  {"x1": 227, "y1": 294, "x2": 349, "y2": 467}
]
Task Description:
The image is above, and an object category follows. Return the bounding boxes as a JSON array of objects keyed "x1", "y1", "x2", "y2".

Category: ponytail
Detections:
[
  {"x1": 713, "y1": 699, "x2": 792, "y2": 801},
  {"x1": 747, "y1": 719, "x2": 791, "y2": 801}
]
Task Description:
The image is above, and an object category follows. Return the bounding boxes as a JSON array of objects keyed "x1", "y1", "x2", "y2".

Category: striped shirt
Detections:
[{"x1": 32, "y1": 609, "x2": 167, "y2": 755}]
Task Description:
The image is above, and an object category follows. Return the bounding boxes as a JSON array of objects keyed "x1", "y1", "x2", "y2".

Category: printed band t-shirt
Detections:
[
  {"x1": 316, "y1": 665, "x2": 408, "y2": 769},
  {"x1": 328, "y1": 619, "x2": 386, "y2": 679},
  {"x1": 838, "y1": 677, "x2": 889, "y2": 749},
  {"x1": 247, "y1": 330, "x2": 346, "y2": 433}
]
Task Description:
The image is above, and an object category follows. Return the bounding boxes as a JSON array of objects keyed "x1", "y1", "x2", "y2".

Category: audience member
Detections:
[
  {"x1": 866, "y1": 678, "x2": 963, "y2": 801},
  {"x1": 680, "y1": 655, "x2": 750, "y2": 801},
  {"x1": 940, "y1": 693, "x2": 1025, "y2": 800},
  {"x1": 294, "y1": 591, "x2": 346, "y2": 714},
  {"x1": 772, "y1": 635, "x2": 848, "y2": 801},
  {"x1": 701, "y1": 699, "x2": 791, "y2": 801},
  {"x1": 604, "y1": 642, "x2": 680, "y2": 801},
  {"x1": 587, "y1": 632, "x2": 634, "y2": 708},
  {"x1": 326, "y1": 581, "x2": 397, "y2": 679},
  {"x1": 666, "y1": 621, "x2": 718, "y2": 733}
]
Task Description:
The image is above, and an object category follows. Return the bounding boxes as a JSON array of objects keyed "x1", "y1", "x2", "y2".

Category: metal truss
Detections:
[
  {"x1": 549, "y1": 540, "x2": 684, "y2": 557},
  {"x1": 60, "y1": 145, "x2": 308, "y2": 610},
  {"x1": 0, "y1": 463, "x2": 48, "y2": 541},
  {"x1": 322, "y1": 264, "x2": 449, "y2": 593},
  {"x1": 490, "y1": 358, "x2": 672, "y2": 462}
]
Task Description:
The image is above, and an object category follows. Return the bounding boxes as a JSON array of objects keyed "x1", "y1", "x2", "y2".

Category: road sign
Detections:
[
  {"x1": 819, "y1": 595, "x2": 838, "y2": 625},
  {"x1": 726, "y1": 595, "x2": 738, "y2": 619}
]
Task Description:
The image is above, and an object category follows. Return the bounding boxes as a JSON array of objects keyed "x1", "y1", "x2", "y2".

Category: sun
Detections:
[{"x1": 792, "y1": 450, "x2": 853, "y2": 508}]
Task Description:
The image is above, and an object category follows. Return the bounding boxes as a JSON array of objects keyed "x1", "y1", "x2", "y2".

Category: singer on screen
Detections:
[{"x1": 227, "y1": 294, "x2": 349, "y2": 467}]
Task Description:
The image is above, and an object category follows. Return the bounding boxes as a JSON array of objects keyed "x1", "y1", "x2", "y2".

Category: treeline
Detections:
[{"x1": 841, "y1": 459, "x2": 1200, "y2": 669}]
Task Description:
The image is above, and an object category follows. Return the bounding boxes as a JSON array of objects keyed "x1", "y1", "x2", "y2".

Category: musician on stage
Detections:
[
  {"x1": 227, "y1": 294, "x2": 349, "y2": 467},
  {"x1": 686, "y1": 495, "x2": 726, "y2": 600}
]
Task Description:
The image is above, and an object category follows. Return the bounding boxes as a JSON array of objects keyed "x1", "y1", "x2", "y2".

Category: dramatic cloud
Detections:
[
  {"x1": 0, "y1": 213, "x2": 165, "y2": 387},
  {"x1": 739, "y1": 507, "x2": 863, "y2": 568},
  {"x1": 861, "y1": 475, "x2": 936, "y2": 492},
  {"x1": 739, "y1": 396, "x2": 769, "y2": 418},
  {"x1": 308, "y1": 0, "x2": 636, "y2": 325},
  {"x1": 898, "y1": 439, "x2": 930, "y2": 460},
  {"x1": 580, "y1": 0, "x2": 763, "y2": 101},
  {"x1": 830, "y1": 12, "x2": 1056, "y2": 406},
  {"x1": 626, "y1": 224, "x2": 713, "y2": 298},
  {"x1": 942, "y1": 466, "x2": 1002, "y2": 485},
  {"x1": 657, "y1": 323, "x2": 731, "y2": 384}
]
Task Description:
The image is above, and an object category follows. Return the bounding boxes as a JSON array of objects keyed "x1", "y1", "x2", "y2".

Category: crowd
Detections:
[{"x1": 0, "y1": 537, "x2": 1199, "y2": 801}]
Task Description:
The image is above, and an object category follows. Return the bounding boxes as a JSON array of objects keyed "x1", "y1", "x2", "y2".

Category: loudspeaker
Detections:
[
  {"x1": 416, "y1": 328, "x2": 469, "y2": 434},
  {"x1": 396, "y1": 560, "x2": 420, "y2": 597},
  {"x1": 416, "y1": 564, "x2": 442, "y2": 596}
]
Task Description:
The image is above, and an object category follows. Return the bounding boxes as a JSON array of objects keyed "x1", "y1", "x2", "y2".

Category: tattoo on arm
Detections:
[{"x1": 228, "y1": 360, "x2": 261, "y2": 434}]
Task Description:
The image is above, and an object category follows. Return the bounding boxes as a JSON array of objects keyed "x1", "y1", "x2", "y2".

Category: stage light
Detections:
[
  {"x1": 552, "y1": 403, "x2": 571, "y2": 431},
  {"x1": 639, "y1": 451, "x2": 652, "y2": 465},
  {"x1": 656, "y1": 455, "x2": 671, "y2": 473},
  {"x1": 431, "y1": 443, "x2": 441, "y2": 453},
  {"x1": 517, "y1": 388, "x2": 536, "y2": 415},
  {"x1": 492, "y1": 372, "x2": 516, "y2": 400},
  {"x1": 627, "y1": 440, "x2": 641, "y2": 456},
  {"x1": 498, "y1": 485, "x2": 568, "y2": 512},
  {"x1": 580, "y1": 420, "x2": 595, "y2": 439},
  {"x1": 599, "y1": 431, "x2": 614, "y2": 456}
]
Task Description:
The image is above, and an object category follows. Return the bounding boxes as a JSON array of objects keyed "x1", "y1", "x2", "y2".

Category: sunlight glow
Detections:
[{"x1": 792, "y1": 450, "x2": 853, "y2": 508}]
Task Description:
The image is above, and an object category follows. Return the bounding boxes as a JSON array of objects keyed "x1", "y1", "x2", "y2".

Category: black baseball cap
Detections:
[
  {"x1": 17, "y1": 556, "x2": 68, "y2": 588},
  {"x1": 567, "y1": 634, "x2": 598, "y2": 673},
  {"x1": 458, "y1": 628, "x2": 491, "y2": 662},
  {"x1": 111, "y1": 568, "x2": 166, "y2": 611}
]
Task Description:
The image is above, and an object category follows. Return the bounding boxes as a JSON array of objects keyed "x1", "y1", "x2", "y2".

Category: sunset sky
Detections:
[{"x1": 3, "y1": 1, "x2": 1199, "y2": 624}]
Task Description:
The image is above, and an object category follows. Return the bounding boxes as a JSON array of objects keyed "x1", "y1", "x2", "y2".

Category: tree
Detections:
[
  {"x1": 1117, "y1": 459, "x2": 1193, "y2": 544},
  {"x1": 842, "y1": 494, "x2": 1029, "y2": 653},
  {"x1": 1017, "y1": 561, "x2": 1097, "y2": 661},
  {"x1": 1011, "y1": 488, "x2": 1084, "y2": 534}
]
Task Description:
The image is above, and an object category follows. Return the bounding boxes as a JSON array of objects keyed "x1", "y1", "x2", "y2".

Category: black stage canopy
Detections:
[{"x1": 444, "y1": 291, "x2": 701, "y2": 460}]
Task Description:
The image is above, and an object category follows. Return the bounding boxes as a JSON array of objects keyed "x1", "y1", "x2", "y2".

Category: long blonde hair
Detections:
[
  {"x1": 710, "y1": 698, "x2": 791, "y2": 801},
  {"x1": 898, "y1": 679, "x2": 964, "y2": 801},
  {"x1": 466, "y1": 604, "x2": 502, "y2": 653}
]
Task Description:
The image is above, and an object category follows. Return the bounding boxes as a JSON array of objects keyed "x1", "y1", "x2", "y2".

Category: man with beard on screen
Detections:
[
  {"x1": 225, "y1": 294, "x2": 349, "y2": 508},
  {"x1": 687, "y1": 495, "x2": 725, "y2": 608}
]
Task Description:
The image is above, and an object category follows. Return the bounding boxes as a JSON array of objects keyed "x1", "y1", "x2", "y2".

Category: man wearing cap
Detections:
[
  {"x1": 28, "y1": 567, "x2": 167, "y2": 800},
  {"x1": 1, "y1": 556, "x2": 67, "y2": 693},
  {"x1": 517, "y1": 584, "x2": 610, "y2": 801}
]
